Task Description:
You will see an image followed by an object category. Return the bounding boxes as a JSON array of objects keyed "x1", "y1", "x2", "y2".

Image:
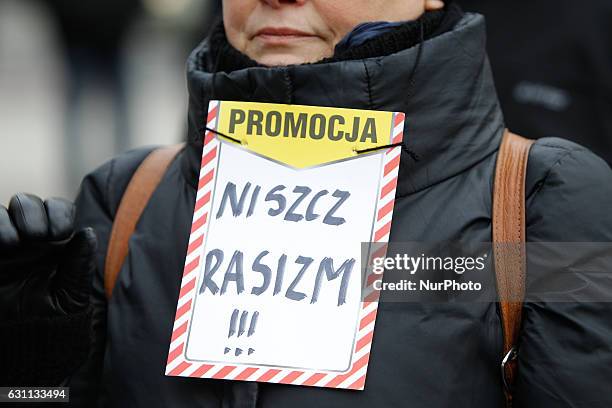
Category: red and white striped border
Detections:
[
  {"x1": 165, "y1": 100, "x2": 221, "y2": 379},
  {"x1": 165, "y1": 103, "x2": 405, "y2": 391}
]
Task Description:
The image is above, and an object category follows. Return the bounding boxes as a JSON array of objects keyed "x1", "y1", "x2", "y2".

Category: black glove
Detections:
[{"x1": 0, "y1": 193, "x2": 98, "y2": 386}]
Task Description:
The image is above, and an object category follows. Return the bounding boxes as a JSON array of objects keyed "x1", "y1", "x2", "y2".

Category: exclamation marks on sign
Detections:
[{"x1": 225, "y1": 309, "x2": 259, "y2": 356}]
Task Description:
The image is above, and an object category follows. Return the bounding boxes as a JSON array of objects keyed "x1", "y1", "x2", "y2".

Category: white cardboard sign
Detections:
[{"x1": 166, "y1": 100, "x2": 404, "y2": 390}]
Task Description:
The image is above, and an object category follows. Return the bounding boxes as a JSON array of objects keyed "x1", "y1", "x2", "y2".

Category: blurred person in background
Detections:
[
  {"x1": 460, "y1": 0, "x2": 612, "y2": 165},
  {"x1": 2, "y1": 0, "x2": 612, "y2": 407},
  {"x1": 45, "y1": 0, "x2": 141, "y2": 189}
]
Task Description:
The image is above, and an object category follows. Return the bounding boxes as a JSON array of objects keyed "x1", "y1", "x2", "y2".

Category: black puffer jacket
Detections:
[{"x1": 70, "y1": 10, "x2": 612, "y2": 408}]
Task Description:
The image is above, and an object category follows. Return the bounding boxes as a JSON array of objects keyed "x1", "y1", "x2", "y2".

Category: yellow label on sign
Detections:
[{"x1": 215, "y1": 101, "x2": 397, "y2": 169}]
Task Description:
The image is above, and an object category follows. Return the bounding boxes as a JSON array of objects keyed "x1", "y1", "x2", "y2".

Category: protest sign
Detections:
[{"x1": 165, "y1": 100, "x2": 404, "y2": 390}]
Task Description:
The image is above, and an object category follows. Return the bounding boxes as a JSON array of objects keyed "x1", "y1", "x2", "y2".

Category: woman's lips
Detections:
[{"x1": 254, "y1": 27, "x2": 317, "y2": 44}]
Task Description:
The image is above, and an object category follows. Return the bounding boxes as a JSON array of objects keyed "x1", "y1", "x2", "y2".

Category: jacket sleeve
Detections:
[
  {"x1": 516, "y1": 139, "x2": 612, "y2": 407},
  {"x1": 68, "y1": 147, "x2": 155, "y2": 407},
  {"x1": 0, "y1": 310, "x2": 91, "y2": 387}
]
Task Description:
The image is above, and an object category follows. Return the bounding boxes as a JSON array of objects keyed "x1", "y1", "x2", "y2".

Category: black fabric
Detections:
[
  {"x1": 460, "y1": 0, "x2": 612, "y2": 166},
  {"x1": 332, "y1": 2, "x2": 462, "y2": 62},
  {"x1": 45, "y1": 0, "x2": 140, "y2": 53},
  {"x1": 0, "y1": 309, "x2": 91, "y2": 387},
  {"x1": 66, "y1": 9, "x2": 612, "y2": 408}
]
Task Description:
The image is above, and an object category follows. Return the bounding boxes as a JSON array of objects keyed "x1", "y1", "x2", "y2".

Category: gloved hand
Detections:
[
  {"x1": 0, "y1": 193, "x2": 97, "y2": 319},
  {"x1": 0, "y1": 193, "x2": 97, "y2": 386}
]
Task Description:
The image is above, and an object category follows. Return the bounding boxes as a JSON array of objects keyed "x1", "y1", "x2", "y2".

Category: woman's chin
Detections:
[{"x1": 249, "y1": 48, "x2": 332, "y2": 67}]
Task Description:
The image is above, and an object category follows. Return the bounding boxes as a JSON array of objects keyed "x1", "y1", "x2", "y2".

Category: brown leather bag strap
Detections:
[
  {"x1": 493, "y1": 131, "x2": 534, "y2": 407},
  {"x1": 104, "y1": 144, "x2": 185, "y2": 299}
]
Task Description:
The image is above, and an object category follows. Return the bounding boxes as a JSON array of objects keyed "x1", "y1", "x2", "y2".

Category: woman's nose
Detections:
[{"x1": 262, "y1": 0, "x2": 307, "y2": 8}]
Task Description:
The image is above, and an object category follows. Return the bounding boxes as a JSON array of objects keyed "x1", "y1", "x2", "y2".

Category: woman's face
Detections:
[{"x1": 223, "y1": 0, "x2": 443, "y2": 66}]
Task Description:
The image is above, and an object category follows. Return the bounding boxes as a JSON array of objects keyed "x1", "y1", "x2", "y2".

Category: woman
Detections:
[{"x1": 1, "y1": 0, "x2": 612, "y2": 406}]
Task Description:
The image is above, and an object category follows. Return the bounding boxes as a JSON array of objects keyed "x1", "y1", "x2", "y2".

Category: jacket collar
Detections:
[{"x1": 181, "y1": 13, "x2": 504, "y2": 197}]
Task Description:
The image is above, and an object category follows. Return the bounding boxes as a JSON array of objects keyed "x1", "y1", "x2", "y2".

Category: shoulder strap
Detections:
[
  {"x1": 493, "y1": 131, "x2": 534, "y2": 406},
  {"x1": 104, "y1": 144, "x2": 185, "y2": 299}
]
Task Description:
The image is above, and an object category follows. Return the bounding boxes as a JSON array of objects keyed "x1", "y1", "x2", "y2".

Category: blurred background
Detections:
[
  {"x1": 0, "y1": 0, "x2": 221, "y2": 203},
  {"x1": 0, "y1": 0, "x2": 610, "y2": 204}
]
